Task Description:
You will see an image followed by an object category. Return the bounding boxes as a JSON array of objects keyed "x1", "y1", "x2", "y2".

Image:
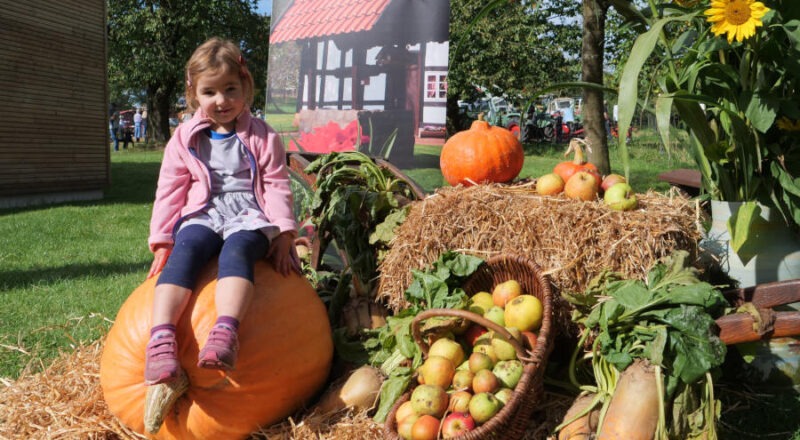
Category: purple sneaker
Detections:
[
  {"x1": 144, "y1": 333, "x2": 179, "y2": 385},
  {"x1": 197, "y1": 326, "x2": 239, "y2": 370}
]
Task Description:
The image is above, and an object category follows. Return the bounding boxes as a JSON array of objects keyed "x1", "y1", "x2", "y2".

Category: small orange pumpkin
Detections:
[
  {"x1": 553, "y1": 138, "x2": 600, "y2": 184},
  {"x1": 100, "y1": 260, "x2": 333, "y2": 440},
  {"x1": 440, "y1": 114, "x2": 524, "y2": 186}
]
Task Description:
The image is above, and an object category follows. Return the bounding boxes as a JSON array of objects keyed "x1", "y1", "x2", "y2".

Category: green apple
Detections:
[
  {"x1": 483, "y1": 306, "x2": 506, "y2": 327},
  {"x1": 504, "y1": 295, "x2": 543, "y2": 332},
  {"x1": 493, "y1": 360, "x2": 524, "y2": 389},
  {"x1": 495, "y1": 387, "x2": 514, "y2": 405},
  {"x1": 468, "y1": 392, "x2": 503, "y2": 424},
  {"x1": 429, "y1": 337, "x2": 466, "y2": 366},
  {"x1": 469, "y1": 291, "x2": 495, "y2": 315},
  {"x1": 490, "y1": 333, "x2": 517, "y2": 361},
  {"x1": 604, "y1": 182, "x2": 638, "y2": 211}
]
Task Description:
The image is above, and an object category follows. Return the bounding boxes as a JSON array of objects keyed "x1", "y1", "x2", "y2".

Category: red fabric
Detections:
[
  {"x1": 288, "y1": 120, "x2": 370, "y2": 153},
  {"x1": 270, "y1": 0, "x2": 391, "y2": 43}
]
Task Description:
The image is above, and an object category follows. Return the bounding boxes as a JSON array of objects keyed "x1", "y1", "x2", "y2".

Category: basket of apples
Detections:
[{"x1": 384, "y1": 254, "x2": 554, "y2": 440}]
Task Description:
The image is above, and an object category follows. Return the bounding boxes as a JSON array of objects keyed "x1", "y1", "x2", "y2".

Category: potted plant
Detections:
[{"x1": 615, "y1": 0, "x2": 800, "y2": 286}]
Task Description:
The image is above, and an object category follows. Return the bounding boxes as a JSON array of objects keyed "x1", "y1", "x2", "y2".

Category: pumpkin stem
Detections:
[
  {"x1": 144, "y1": 369, "x2": 189, "y2": 434},
  {"x1": 565, "y1": 138, "x2": 592, "y2": 164},
  {"x1": 477, "y1": 112, "x2": 485, "y2": 122}
]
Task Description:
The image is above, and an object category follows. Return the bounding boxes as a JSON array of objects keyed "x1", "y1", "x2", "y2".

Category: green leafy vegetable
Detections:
[
  {"x1": 306, "y1": 151, "x2": 417, "y2": 296},
  {"x1": 564, "y1": 251, "x2": 727, "y2": 439},
  {"x1": 363, "y1": 251, "x2": 484, "y2": 422}
]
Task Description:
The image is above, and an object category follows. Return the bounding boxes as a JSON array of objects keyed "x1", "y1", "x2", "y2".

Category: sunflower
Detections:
[{"x1": 704, "y1": 0, "x2": 770, "y2": 43}]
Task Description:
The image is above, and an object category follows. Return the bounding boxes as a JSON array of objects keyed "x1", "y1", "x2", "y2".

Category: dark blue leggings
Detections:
[{"x1": 156, "y1": 224, "x2": 270, "y2": 289}]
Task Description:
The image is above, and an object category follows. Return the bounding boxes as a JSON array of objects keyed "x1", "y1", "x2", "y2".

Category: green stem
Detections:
[{"x1": 568, "y1": 330, "x2": 592, "y2": 389}]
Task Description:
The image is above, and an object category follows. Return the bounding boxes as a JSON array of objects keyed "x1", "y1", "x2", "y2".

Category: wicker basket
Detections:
[{"x1": 383, "y1": 254, "x2": 554, "y2": 439}]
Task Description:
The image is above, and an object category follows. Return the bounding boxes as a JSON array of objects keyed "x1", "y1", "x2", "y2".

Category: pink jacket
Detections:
[{"x1": 148, "y1": 108, "x2": 296, "y2": 252}]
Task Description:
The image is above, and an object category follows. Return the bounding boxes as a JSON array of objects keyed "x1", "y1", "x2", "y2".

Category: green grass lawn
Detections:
[{"x1": 0, "y1": 138, "x2": 797, "y2": 438}]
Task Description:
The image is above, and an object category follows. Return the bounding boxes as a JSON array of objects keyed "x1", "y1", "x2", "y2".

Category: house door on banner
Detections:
[{"x1": 266, "y1": 0, "x2": 450, "y2": 166}]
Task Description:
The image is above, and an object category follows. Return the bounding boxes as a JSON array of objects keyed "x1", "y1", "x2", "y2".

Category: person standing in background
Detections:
[
  {"x1": 562, "y1": 104, "x2": 575, "y2": 138},
  {"x1": 110, "y1": 111, "x2": 120, "y2": 151},
  {"x1": 134, "y1": 108, "x2": 143, "y2": 142},
  {"x1": 142, "y1": 107, "x2": 149, "y2": 141}
]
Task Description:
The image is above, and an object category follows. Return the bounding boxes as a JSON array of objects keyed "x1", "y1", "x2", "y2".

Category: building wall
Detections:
[{"x1": 0, "y1": 0, "x2": 108, "y2": 208}]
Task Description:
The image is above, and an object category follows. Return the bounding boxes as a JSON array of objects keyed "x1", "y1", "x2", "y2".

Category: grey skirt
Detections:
[{"x1": 180, "y1": 191, "x2": 279, "y2": 240}]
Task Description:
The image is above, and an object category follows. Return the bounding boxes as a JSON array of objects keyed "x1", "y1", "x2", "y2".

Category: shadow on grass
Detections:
[
  {"x1": 0, "y1": 159, "x2": 161, "y2": 216},
  {"x1": 0, "y1": 261, "x2": 150, "y2": 291}
]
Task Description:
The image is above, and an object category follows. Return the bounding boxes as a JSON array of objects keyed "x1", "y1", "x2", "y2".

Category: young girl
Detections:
[{"x1": 144, "y1": 37, "x2": 299, "y2": 385}]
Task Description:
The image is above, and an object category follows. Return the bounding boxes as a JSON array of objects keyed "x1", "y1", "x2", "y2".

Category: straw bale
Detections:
[
  {"x1": 2, "y1": 339, "x2": 572, "y2": 440},
  {"x1": 0, "y1": 339, "x2": 139, "y2": 440},
  {"x1": 378, "y1": 184, "x2": 703, "y2": 322}
]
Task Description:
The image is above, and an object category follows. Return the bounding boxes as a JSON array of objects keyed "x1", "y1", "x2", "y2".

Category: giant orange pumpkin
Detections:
[
  {"x1": 440, "y1": 115, "x2": 524, "y2": 186},
  {"x1": 100, "y1": 260, "x2": 333, "y2": 440}
]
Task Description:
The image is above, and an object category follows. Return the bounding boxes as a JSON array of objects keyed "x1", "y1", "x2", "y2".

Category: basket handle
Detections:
[{"x1": 411, "y1": 308, "x2": 532, "y2": 363}]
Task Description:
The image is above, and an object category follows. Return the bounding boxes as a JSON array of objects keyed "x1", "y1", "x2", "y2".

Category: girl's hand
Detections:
[
  {"x1": 267, "y1": 231, "x2": 301, "y2": 276},
  {"x1": 148, "y1": 245, "x2": 172, "y2": 279}
]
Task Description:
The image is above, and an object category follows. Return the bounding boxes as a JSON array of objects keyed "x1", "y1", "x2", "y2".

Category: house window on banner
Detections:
[{"x1": 426, "y1": 72, "x2": 447, "y2": 101}]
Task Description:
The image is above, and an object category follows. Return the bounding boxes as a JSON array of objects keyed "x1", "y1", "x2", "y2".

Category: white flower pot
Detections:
[{"x1": 703, "y1": 200, "x2": 800, "y2": 288}]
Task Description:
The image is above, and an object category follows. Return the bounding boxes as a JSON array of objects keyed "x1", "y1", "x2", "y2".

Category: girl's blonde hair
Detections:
[{"x1": 184, "y1": 37, "x2": 254, "y2": 112}]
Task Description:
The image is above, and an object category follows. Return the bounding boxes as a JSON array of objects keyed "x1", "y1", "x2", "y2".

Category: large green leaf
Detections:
[
  {"x1": 727, "y1": 201, "x2": 761, "y2": 264},
  {"x1": 617, "y1": 13, "x2": 696, "y2": 179},
  {"x1": 655, "y1": 94, "x2": 674, "y2": 157},
  {"x1": 744, "y1": 92, "x2": 779, "y2": 133}
]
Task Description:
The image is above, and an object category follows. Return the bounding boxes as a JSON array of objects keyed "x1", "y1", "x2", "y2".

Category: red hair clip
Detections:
[{"x1": 238, "y1": 55, "x2": 247, "y2": 66}]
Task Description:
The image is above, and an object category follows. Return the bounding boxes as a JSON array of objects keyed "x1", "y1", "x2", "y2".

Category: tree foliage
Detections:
[
  {"x1": 448, "y1": 0, "x2": 582, "y2": 105},
  {"x1": 107, "y1": 0, "x2": 270, "y2": 141}
]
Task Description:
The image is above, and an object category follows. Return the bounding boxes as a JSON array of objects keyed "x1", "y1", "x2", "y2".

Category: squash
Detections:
[
  {"x1": 100, "y1": 260, "x2": 333, "y2": 440},
  {"x1": 440, "y1": 114, "x2": 524, "y2": 186},
  {"x1": 553, "y1": 138, "x2": 600, "y2": 184}
]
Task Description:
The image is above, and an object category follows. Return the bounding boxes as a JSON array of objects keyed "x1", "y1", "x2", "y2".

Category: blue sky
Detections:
[{"x1": 256, "y1": 0, "x2": 272, "y2": 16}]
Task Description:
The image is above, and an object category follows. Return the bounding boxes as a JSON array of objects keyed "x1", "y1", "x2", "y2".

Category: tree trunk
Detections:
[
  {"x1": 582, "y1": 0, "x2": 610, "y2": 176},
  {"x1": 149, "y1": 83, "x2": 176, "y2": 142}
]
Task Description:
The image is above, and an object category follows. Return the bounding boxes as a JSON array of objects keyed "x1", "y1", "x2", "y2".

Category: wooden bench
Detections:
[{"x1": 658, "y1": 168, "x2": 702, "y2": 197}]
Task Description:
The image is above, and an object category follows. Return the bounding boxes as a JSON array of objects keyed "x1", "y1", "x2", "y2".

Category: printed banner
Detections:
[{"x1": 266, "y1": 0, "x2": 450, "y2": 165}]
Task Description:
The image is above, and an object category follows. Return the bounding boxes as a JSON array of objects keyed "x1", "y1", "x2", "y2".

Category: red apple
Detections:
[
  {"x1": 441, "y1": 412, "x2": 476, "y2": 438},
  {"x1": 411, "y1": 414, "x2": 441, "y2": 440},
  {"x1": 564, "y1": 171, "x2": 599, "y2": 201},
  {"x1": 468, "y1": 351, "x2": 495, "y2": 373},
  {"x1": 521, "y1": 331, "x2": 538, "y2": 351},
  {"x1": 448, "y1": 390, "x2": 473, "y2": 413},
  {"x1": 397, "y1": 413, "x2": 420, "y2": 440},
  {"x1": 463, "y1": 324, "x2": 488, "y2": 347},
  {"x1": 600, "y1": 173, "x2": 627, "y2": 192},
  {"x1": 420, "y1": 355, "x2": 456, "y2": 388},
  {"x1": 472, "y1": 369, "x2": 501, "y2": 394},
  {"x1": 492, "y1": 279, "x2": 523, "y2": 307}
]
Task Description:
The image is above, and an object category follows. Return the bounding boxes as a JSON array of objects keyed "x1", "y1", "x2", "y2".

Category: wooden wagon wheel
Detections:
[{"x1": 286, "y1": 152, "x2": 426, "y2": 270}]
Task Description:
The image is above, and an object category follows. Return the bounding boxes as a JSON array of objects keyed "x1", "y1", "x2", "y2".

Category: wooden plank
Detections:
[
  {"x1": 658, "y1": 168, "x2": 701, "y2": 189},
  {"x1": 717, "y1": 311, "x2": 800, "y2": 345}
]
